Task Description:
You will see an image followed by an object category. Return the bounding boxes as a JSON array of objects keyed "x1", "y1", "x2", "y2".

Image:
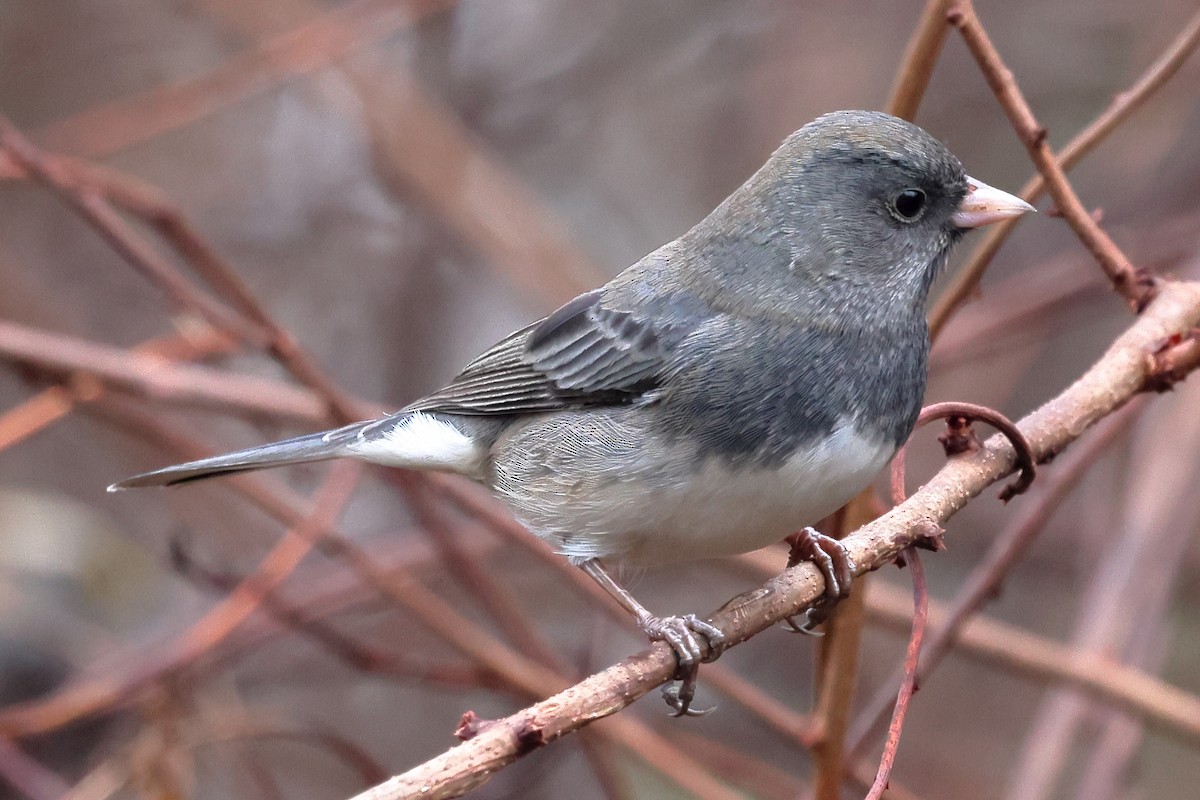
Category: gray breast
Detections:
[{"x1": 654, "y1": 315, "x2": 928, "y2": 469}]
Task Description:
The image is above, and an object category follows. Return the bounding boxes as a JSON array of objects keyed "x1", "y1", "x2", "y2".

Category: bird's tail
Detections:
[{"x1": 108, "y1": 421, "x2": 369, "y2": 490}]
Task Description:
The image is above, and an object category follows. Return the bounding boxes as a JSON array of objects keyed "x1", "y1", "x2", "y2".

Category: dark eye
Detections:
[{"x1": 892, "y1": 189, "x2": 927, "y2": 221}]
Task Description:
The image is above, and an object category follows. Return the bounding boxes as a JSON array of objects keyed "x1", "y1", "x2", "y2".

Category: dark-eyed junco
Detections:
[{"x1": 111, "y1": 111, "x2": 1032, "y2": 714}]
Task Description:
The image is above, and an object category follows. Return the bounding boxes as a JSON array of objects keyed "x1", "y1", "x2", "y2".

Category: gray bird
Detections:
[{"x1": 111, "y1": 111, "x2": 1032, "y2": 714}]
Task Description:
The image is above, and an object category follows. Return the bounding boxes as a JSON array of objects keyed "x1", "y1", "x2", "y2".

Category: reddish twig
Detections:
[
  {"x1": 0, "y1": 318, "x2": 326, "y2": 424},
  {"x1": 0, "y1": 328, "x2": 238, "y2": 453},
  {"x1": 847, "y1": 401, "x2": 1142, "y2": 759},
  {"x1": 863, "y1": 580, "x2": 1200, "y2": 747},
  {"x1": 810, "y1": 494, "x2": 873, "y2": 800},
  {"x1": 885, "y1": 0, "x2": 954, "y2": 120},
  {"x1": 386, "y1": 476, "x2": 569, "y2": 673},
  {"x1": 356, "y1": 72, "x2": 606, "y2": 307},
  {"x1": 0, "y1": 737, "x2": 70, "y2": 800},
  {"x1": 928, "y1": 6, "x2": 1200, "y2": 336},
  {"x1": 0, "y1": 458, "x2": 361, "y2": 738},
  {"x1": 0, "y1": 117, "x2": 263, "y2": 343},
  {"x1": 0, "y1": 117, "x2": 372, "y2": 423},
  {"x1": 892, "y1": 401, "x2": 1035, "y2": 513},
  {"x1": 948, "y1": 0, "x2": 1159, "y2": 312},
  {"x1": 864, "y1": 547, "x2": 928, "y2": 800},
  {"x1": 168, "y1": 535, "x2": 489, "y2": 689},
  {"x1": 193, "y1": 719, "x2": 392, "y2": 786},
  {"x1": 670, "y1": 730, "x2": 807, "y2": 799}
]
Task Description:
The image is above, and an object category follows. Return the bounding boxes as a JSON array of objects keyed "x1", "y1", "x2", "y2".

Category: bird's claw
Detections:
[
  {"x1": 781, "y1": 527, "x2": 855, "y2": 634},
  {"x1": 640, "y1": 613, "x2": 725, "y2": 716},
  {"x1": 662, "y1": 663, "x2": 717, "y2": 717}
]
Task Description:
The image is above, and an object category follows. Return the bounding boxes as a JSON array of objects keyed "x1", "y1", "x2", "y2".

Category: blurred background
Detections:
[{"x1": 1, "y1": 1, "x2": 1200, "y2": 798}]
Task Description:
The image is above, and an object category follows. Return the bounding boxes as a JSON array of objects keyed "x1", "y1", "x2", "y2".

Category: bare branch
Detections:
[
  {"x1": 929, "y1": 6, "x2": 1200, "y2": 334},
  {"x1": 948, "y1": 0, "x2": 1159, "y2": 311},
  {"x1": 0, "y1": 319, "x2": 326, "y2": 424},
  {"x1": 865, "y1": 581, "x2": 1200, "y2": 748},
  {"x1": 885, "y1": 0, "x2": 954, "y2": 120}
]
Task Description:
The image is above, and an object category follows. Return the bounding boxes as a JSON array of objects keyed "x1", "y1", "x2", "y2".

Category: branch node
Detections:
[
  {"x1": 914, "y1": 520, "x2": 948, "y2": 553},
  {"x1": 1128, "y1": 269, "x2": 1161, "y2": 313},
  {"x1": 937, "y1": 415, "x2": 983, "y2": 457},
  {"x1": 455, "y1": 710, "x2": 493, "y2": 742},
  {"x1": 1144, "y1": 328, "x2": 1200, "y2": 392},
  {"x1": 513, "y1": 720, "x2": 548, "y2": 755},
  {"x1": 904, "y1": 402, "x2": 1036, "y2": 504}
]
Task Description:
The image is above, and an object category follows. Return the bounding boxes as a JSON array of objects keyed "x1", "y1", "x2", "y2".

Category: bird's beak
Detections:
[{"x1": 951, "y1": 176, "x2": 1035, "y2": 229}]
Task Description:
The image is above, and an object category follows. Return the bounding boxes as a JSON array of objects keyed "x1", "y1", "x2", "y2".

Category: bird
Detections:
[{"x1": 110, "y1": 110, "x2": 1033, "y2": 715}]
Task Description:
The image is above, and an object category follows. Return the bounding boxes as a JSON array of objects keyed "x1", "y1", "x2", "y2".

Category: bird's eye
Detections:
[{"x1": 891, "y1": 189, "x2": 927, "y2": 221}]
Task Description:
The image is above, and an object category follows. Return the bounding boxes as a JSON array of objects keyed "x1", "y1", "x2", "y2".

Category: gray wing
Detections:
[{"x1": 405, "y1": 289, "x2": 703, "y2": 416}]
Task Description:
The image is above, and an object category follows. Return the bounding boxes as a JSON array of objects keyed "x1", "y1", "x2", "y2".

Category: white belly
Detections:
[
  {"x1": 493, "y1": 418, "x2": 895, "y2": 565},
  {"x1": 609, "y1": 425, "x2": 893, "y2": 563}
]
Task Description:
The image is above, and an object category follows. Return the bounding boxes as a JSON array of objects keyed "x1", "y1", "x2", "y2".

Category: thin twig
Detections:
[
  {"x1": 1, "y1": 117, "x2": 371, "y2": 422},
  {"x1": 810, "y1": 494, "x2": 873, "y2": 800},
  {"x1": 0, "y1": 737, "x2": 71, "y2": 800},
  {"x1": 884, "y1": 0, "x2": 954, "y2": 120},
  {"x1": 948, "y1": 0, "x2": 1159, "y2": 311},
  {"x1": 169, "y1": 536, "x2": 488, "y2": 688},
  {"x1": 0, "y1": 117, "x2": 263, "y2": 343},
  {"x1": 356, "y1": 71, "x2": 606, "y2": 306},
  {"x1": 864, "y1": 548, "x2": 927, "y2": 800},
  {"x1": 929, "y1": 6, "x2": 1200, "y2": 335},
  {"x1": 0, "y1": 318, "x2": 325, "y2": 423},
  {"x1": 847, "y1": 402, "x2": 1142, "y2": 758},
  {"x1": 864, "y1": 580, "x2": 1200, "y2": 748},
  {"x1": 0, "y1": 459, "x2": 361, "y2": 736},
  {"x1": 671, "y1": 730, "x2": 807, "y2": 799},
  {"x1": 0, "y1": 328, "x2": 237, "y2": 452}
]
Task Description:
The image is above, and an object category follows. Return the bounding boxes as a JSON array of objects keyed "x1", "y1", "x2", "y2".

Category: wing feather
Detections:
[{"x1": 407, "y1": 289, "x2": 703, "y2": 415}]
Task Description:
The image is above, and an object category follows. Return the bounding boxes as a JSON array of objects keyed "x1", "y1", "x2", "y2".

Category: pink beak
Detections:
[{"x1": 951, "y1": 176, "x2": 1035, "y2": 229}]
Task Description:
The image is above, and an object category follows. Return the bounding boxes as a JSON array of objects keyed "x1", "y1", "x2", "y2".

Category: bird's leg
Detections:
[
  {"x1": 579, "y1": 559, "x2": 724, "y2": 717},
  {"x1": 782, "y1": 526, "x2": 856, "y2": 634}
]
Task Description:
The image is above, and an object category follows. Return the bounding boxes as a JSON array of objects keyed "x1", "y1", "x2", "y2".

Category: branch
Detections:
[
  {"x1": 865, "y1": 581, "x2": 1200, "y2": 748},
  {"x1": 864, "y1": 548, "x2": 927, "y2": 800},
  {"x1": 350, "y1": 280, "x2": 1200, "y2": 799},
  {"x1": 884, "y1": 0, "x2": 953, "y2": 120},
  {"x1": 0, "y1": 319, "x2": 326, "y2": 424},
  {"x1": 928, "y1": 6, "x2": 1200, "y2": 335},
  {"x1": 948, "y1": 0, "x2": 1159, "y2": 311},
  {"x1": 847, "y1": 402, "x2": 1142, "y2": 756}
]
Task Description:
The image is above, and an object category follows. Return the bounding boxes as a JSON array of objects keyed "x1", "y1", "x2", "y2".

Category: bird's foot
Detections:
[
  {"x1": 640, "y1": 613, "x2": 725, "y2": 717},
  {"x1": 781, "y1": 527, "x2": 856, "y2": 635}
]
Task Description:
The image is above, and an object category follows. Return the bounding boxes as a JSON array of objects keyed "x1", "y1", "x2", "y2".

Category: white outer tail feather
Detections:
[
  {"x1": 345, "y1": 412, "x2": 485, "y2": 472},
  {"x1": 108, "y1": 412, "x2": 484, "y2": 490}
]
